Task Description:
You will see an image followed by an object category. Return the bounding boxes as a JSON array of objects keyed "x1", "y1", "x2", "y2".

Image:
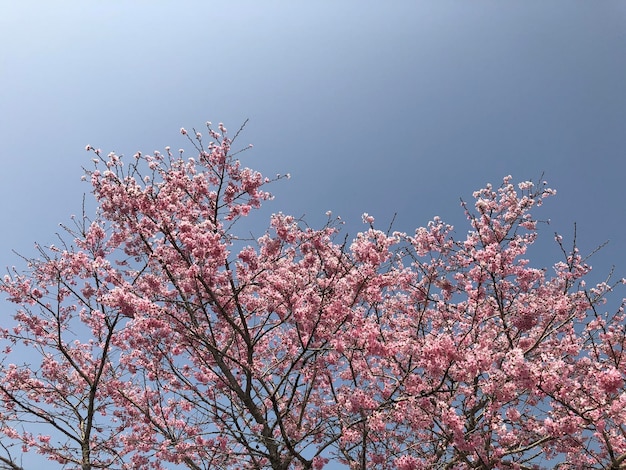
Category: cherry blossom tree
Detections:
[{"x1": 0, "y1": 122, "x2": 624, "y2": 469}]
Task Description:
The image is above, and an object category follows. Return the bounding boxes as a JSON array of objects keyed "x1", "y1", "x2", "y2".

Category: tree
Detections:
[{"x1": 0, "y1": 121, "x2": 624, "y2": 469}]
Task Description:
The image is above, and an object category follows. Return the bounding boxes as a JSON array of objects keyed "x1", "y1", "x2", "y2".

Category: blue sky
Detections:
[
  {"x1": 1, "y1": 1, "x2": 626, "y2": 466},
  {"x1": 2, "y1": 2, "x2": 625, "y2": 267},
  {"x1": 2, "y1": 2, "x2": 625, "y2": 272}
]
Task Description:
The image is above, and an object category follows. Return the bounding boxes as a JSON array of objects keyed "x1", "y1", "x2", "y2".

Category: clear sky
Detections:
[{"x1": 1, "y1": 1, "x2": 626, "y2": 466}]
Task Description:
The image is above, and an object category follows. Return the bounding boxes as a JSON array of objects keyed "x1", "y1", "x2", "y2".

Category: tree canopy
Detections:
[{"x1": 0, "y1": 123, "x2": 624, "y2": 469}]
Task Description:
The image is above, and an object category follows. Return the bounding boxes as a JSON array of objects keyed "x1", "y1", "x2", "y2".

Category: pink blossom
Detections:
[{"x1": 0, "y1": 124, "x2": 623, "y2": 469}]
